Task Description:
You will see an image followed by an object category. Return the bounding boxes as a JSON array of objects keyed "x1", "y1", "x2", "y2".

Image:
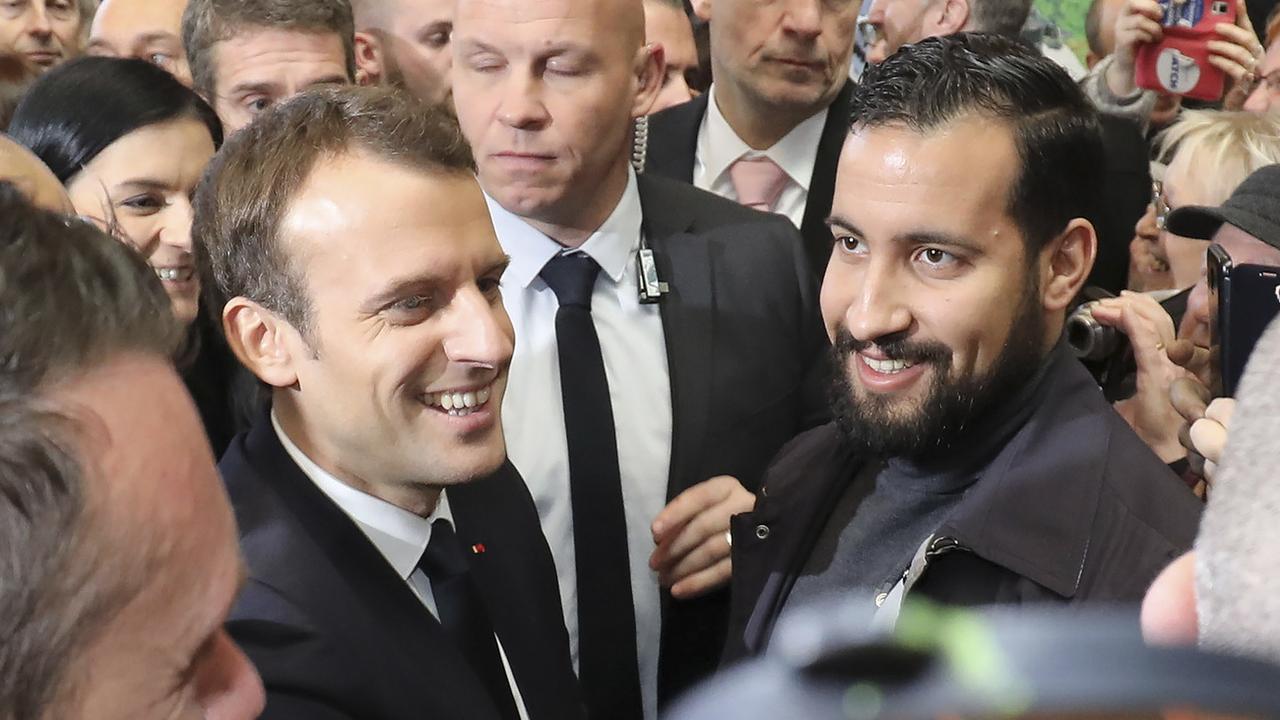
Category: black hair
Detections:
[
  {"x1": 6, "y1": 56, "x2": 223, "y2": 185},
  {"x1": 849, "y1": 33, "x2": 1105, "y2": 253}
]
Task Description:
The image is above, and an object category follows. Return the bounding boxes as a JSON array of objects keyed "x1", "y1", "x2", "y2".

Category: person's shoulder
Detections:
[{"x1": 645, "y1": 95, "x2": 709, "y2": 139}]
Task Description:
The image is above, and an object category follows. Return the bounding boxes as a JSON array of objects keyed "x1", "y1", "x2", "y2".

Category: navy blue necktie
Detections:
[
  {"x1": 540, "y1": 252, "x2": 643, "y2": 720},
  {"x1": 418, "y1": 519, "x2": 521, "y2": 720}
]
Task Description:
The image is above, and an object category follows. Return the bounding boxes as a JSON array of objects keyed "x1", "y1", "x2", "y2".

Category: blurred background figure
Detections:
[
  {"x1": 0, "y1": 184, "x2": 264, "y2": 720},
  {"x1": 1084, "y1": 0, "x2": 1125, "y2": 67},
  {"x1": 86, "y1": 0, "x2": 191, "y2": 86},
  {"x1": 644, "y1": 0, "x2": 699, "y2": 113},
  {"x1": 1127, "y1": 111, "x2": 1280, "y2": 297},
  {"x1": 181, "y1": 0, "x2": 355, "y2": 134},
  {"x1": 862, "y1": 0, "x2": 1032, "y2": 65},
  {"x1": 0, "y1": 0, "x2": 92, "y2": 74},
  {"x1": 0, "y1": 133, "x2": 70, "y2": 212},
  {"x1": 7, "y1": 56, "x2": 240, "y2": 457},
  {"x1": 351, "y1": 0, "x2": 454, "y2": 109},
  {"x1": 670, "y1": 601, "x2": 1280, "y2": 720},
  {"x1": 0, "y1": 53, "x2": 38, "y2": 130}
]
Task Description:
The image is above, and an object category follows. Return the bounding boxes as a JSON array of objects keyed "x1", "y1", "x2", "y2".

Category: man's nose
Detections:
[
  {"x1": 443, "y1": 286, "x2": 515, "y2": 368},
  {"x1": 497, "y1": 73, "x2": 551, "y2": 131},
  {"x1": 842, "y1": 264, "x2": 913, "y2": 344}
]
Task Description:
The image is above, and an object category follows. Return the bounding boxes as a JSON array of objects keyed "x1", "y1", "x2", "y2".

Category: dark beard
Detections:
[{"x1": 829, "y1": 279, "x2": 1048, "y2": 461}]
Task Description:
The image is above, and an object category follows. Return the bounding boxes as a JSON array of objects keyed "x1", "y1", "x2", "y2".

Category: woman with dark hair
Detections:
[{"x1": 7, "y1": 56, "x2": 241, "y2": 456}]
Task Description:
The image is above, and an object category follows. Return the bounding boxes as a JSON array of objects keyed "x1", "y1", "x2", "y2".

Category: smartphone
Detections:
[
  {"x1": 1135, "y1": 0, "x2": 1236, "y2": 101},
  {"x1": 1209, "y1": 243, "x2": 1280, "y2": 397}
]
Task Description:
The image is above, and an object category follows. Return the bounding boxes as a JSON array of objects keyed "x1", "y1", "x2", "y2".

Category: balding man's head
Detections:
[
  {"x1": 0, "y1": 134, "x2": 71, "y2": 213},
  {"x1": 451, "y1": 0, "x2": 663, "y2": 235}
]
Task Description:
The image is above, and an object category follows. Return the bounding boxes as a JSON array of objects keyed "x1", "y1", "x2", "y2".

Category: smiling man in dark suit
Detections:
[
  {"x1": 639, "y1": 0, "x2": 859, "y2": 277},
  {"x1": 450, "y1": 0, "x2": 830, "y2": 716},
  {"x1": 194, "y1": 86, "x2": 584, "y2": 720}
]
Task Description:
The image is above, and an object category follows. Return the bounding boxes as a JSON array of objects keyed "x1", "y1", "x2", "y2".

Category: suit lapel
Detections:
[
  {"x1": 798, "y1": 80, "x2": 854, "y2": 277},
  {"x1": 239, "y1": 417, "x2": 504, "y2": 718},
  {"x1": 450, "y1": 464, "x2": 585, "y2": 720},
  {"x1": 637, "y1": 175, "x2": 715, "y2": 500},
  {"x1": 643, "y1": 94, "x2": 706, "y2": 181}
]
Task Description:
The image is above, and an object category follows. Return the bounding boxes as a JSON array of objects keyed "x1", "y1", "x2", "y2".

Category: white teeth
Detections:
[
  {"x1": 861, "y1": 355, "x2": 913, "y2": 374},
  {"x1": 422, "y1": 384, "x2": 495, "y2": 414}
]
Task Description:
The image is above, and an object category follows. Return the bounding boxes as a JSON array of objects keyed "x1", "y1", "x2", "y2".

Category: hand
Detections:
[
  {"x1": 1107, "y1": 0, "x2": 1166, "y2": 96},
  {"x1": 1091, "y1": 292, "x2": 1188, "y2": 462},
  {"x1": 1190, "y1": 397, "x2": 1235, "y2": 483},
  {"x1": 1207, "y1": 0, "x2": 1265, "y2": 102},
  {"x1": 649, "y1": 475, "x2": 755, "y2": 600}
]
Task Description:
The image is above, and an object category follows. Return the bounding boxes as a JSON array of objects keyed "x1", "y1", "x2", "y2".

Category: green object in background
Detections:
[{"x1": 1037, "y1": 0, "x2": 1094, "y2": 63}]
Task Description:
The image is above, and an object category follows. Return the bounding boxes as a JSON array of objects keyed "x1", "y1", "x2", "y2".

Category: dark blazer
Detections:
[
  {"x1": 642, "y1": 80, "x2": 856, "y2": 279},
  {"x1": 633, "y1": 172, "x2": 831, "y2": 703},
  {"x1": 221, "y1": 414, "x2": 586, "y2": 720},
  {"x1": 1092, "y1": 114, "x2": 1152, "y2": 295},
  {"x1": 723, "y1": 344, "x2": 1203, "y2": 662}
]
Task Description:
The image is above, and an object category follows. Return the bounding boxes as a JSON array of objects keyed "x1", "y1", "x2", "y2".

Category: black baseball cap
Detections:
[{"x1": 1166, "y1": 163, "x2": 1280, "y2": 251}]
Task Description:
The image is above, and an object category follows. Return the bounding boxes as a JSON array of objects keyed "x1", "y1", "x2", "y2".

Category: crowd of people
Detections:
[{"x1": 2, "y1": 0, "x2": 1280, "y2": 718}]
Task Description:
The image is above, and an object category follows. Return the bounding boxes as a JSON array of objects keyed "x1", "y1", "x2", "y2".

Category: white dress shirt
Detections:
[
  {"x1": 693, "y1": 84, "x2": 829, "y2": 229},
  {"x1": 488, "y1": 168, "x2": 672, "y2": 720},
  {"x1": 271, "y1": 413, "x2": 530, "y2": 720}
]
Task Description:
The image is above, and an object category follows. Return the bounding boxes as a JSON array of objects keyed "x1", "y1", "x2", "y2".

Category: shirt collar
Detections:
[
  {"x1": 270, "y1": 411, "x2": 453, "y2": 580},
  {"x1": 700, "y1": 83, "x2": 829, "y2": 193},
  {"x1": 485, "y1": 168, "x2": 643, "y2": 289}
]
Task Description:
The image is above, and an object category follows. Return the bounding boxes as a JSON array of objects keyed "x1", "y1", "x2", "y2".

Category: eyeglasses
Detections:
[{"x1": 1151, "y1": 180, "x2": 1172, "y2": 231}]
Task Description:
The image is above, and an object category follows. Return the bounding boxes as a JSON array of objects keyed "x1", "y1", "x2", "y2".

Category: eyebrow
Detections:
[
  {"x1": 827, "y1": 214, "x2": 984, "y2": 253},
  {"x1": 362, "y1": 256, "x2": 512, "y2": 312},
  {"x1": 113, "y1": 178, "x2": 174, "y2": 193},
  {"x1": 130, "y1": 32, "x2": 181, "y2": 48}
]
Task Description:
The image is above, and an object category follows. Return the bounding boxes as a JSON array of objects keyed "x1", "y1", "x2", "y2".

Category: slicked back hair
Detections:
[
  {"x1": 849, "y1": 33, "x2": 1105, "y2": 255},
  {"x1": 194, "y1": 85, "x2": 475, "y2": 339},
  {"x1": 0, "y1": 182, "x2": 181, "y2": 720},
  {"x1": 181, "y1": 0, "x2": 357, "y2": 103}
]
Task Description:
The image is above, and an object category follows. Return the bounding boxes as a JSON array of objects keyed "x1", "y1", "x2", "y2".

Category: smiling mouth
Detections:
[
  {"x1": 154, "y1": 266, "x2": 195, "y2": 282},
  {"x1": 860, "y1": 355, "x2": 915, "y2": 375},
  {"x1": 421, "y1": 383, "x2": 495, "y2": 417}
]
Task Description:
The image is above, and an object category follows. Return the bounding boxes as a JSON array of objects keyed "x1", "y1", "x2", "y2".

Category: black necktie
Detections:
[
  {"x1": 418, "y1": 518, "x2": 521, "y2": 720},
  {"x1": 539, "y1": 252, "x2": 643, "y2": 720}
]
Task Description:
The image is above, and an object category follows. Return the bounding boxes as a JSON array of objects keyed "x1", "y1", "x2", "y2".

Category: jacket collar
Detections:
[{"x1": 932, "y1": 342, "x2": 1112, "y2": 598}]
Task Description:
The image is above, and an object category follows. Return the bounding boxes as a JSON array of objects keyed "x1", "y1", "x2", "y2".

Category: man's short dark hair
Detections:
[
  {"x1": 971, "y1": 0, "x2": 1034, "y2": 39},
  {"x1": 181, "y1": 0, "x2": 357, "y2": 103},
  {"x1": 194, "y1": 85, "x2": 475, "y2": 337},
  {"x1": 849, "y1": 33, "x2": 1105, "y2": 254},
  {"x1": 0, "y1": 183, "x2": 181, "y2": 720}
]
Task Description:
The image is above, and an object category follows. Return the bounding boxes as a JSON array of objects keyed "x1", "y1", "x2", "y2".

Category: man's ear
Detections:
[
  {"x1": 223, "y1": 297, "x2": 302, "y2": 389},
  {"x1": 354, "y1": 31, "x2": 385, "y2": 86},
  {"x1": 932, "y1": 0, "x2": 972, "y2": 34},
  {"x1": 1040, "y1": 218, "x2": 1097, "y2": 313},
  {"x1": 691, "y1": 0, "x2": 712, "y2": 22},
  {"x1": 632, "y1": 42, "x2": 666, "y2": 118}
]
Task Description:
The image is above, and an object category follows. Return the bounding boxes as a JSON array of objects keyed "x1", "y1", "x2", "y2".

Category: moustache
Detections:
[{"x1": 833, "y1": 327, "x2": 951, "y2": 368}]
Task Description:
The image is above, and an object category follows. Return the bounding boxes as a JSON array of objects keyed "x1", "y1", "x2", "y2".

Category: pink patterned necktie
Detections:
[{"x1": 728, "y1": 155, "x2": 790, "y2": 213}]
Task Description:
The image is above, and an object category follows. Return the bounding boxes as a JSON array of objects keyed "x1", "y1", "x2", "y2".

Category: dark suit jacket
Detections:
[
  {"x1": 724, "y1": 343, "x2": 1202, "y2": 662},
  {"x1": 221, "y1": 414, "x2": 586, "y2": 720},
  {"x1": 1092, "y1": 114, "x2": 1152, "y2": 295},
  {"x1": 642, "y1": 81, "x2": 855, "y2": 279},
  {"x1": 632, "y1": 172, "x2": 831, "y2": 702}
]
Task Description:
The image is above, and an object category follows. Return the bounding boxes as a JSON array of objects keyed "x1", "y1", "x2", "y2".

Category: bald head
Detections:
[{"x1": 0, "y1": 134, "x2": 72, "y2": 213}]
